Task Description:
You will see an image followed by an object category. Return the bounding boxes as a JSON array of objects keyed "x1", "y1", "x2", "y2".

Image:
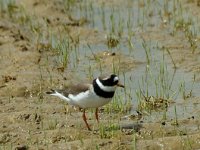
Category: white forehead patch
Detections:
[{"x1": 113, "y1": 76, "x2": 119, "y2": 82}]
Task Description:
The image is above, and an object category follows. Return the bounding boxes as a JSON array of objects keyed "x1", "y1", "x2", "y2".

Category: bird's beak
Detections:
[{"x1": 117, "y1": 83, "x2": 125, "y2": 88}]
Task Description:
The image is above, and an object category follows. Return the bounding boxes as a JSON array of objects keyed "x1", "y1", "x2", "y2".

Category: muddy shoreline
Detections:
[{"x1": 1, "y1": 0, "x2": 200, "y2": 149}]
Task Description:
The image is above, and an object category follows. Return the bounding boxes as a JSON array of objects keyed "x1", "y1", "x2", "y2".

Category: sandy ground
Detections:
[{"x1": 0, "y1": 0, "x2": 200, "y2": 149}]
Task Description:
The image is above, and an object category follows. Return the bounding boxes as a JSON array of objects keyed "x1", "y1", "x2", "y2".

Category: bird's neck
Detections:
[{"x1": 93, "y1": 79, "x2": 115, "y2": 98}]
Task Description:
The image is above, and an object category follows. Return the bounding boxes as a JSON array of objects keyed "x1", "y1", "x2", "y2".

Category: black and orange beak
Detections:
[{"x1": 117, "y1": 82, "x2": 125, "y2": 88}]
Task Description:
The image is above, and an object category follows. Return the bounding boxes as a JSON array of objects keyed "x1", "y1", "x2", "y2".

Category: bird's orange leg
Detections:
[
  {"x1": 95, "y1": 108, "x2": 99, "y2": 123},
  {"x1": 82, "y1": 109, "x2": 91, "y2": 131}
]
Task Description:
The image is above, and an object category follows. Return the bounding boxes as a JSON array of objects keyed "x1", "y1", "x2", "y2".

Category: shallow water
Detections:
[{"x1": 63, "y1": 0, "x2": 200, "y2": 122}]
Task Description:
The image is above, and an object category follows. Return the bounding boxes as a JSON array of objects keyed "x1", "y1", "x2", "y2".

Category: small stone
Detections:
[
  {"x1": 161, "y1": 121, "x2": 166, "y2": 125},
  {"x1": 15, "y1": 145, "x2": 28, "y2": 150}
]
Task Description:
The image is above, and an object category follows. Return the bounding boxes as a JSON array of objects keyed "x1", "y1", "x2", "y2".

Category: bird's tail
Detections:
[
  {"x1": 46, "y1": 89, "x2": 56, "y2": 95},
  {"x1": 46, "y1": 89, "x2": 71, "y2": 104}
]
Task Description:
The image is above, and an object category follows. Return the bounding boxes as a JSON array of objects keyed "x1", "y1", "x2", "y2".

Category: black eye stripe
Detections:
[{"x1": 97, "y1": 75, "x2": 119, "y2": 86}]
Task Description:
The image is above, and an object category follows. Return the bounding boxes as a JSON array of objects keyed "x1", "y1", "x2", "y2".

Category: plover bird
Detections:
[{"x1": 46, "y1": 74, "x2": 124, "y2": 130}]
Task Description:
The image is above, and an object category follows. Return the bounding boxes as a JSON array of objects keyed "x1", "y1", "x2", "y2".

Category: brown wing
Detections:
[{"x1": 56, "y1": 83, "x2": 91, "y2": 96}]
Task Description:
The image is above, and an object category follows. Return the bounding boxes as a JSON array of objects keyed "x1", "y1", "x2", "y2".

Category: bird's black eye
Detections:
[
  {"x1": 113, "y1": 76, "x2": 119, "y2": 84},
  {"x1": 100, "y1": 74, "x2": 119, "y2": 86}
]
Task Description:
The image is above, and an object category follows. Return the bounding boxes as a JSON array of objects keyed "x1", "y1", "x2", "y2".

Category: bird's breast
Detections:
[{"x1": 68, "y1": 90, "x2": 113, "y2": 108}]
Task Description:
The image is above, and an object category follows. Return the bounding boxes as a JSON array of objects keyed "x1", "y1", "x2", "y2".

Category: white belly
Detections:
[{"x1": 68, "y1": 90, "x2": 112, "y2": 109}]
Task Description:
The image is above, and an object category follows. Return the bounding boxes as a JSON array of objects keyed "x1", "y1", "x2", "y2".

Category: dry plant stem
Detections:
[{"x1": 166, "y1": 48, "x2": 177, "y2": 69}]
